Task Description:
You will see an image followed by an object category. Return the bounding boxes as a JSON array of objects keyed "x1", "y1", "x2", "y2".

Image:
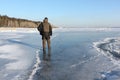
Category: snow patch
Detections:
[{"x1": 93, "y1": 37, "x2": 120, "y2": 67}]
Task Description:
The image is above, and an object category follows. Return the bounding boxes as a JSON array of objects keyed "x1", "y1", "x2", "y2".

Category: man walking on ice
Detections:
[{"x1": 37, "y1": 17, "x2": 52, "y2": 51}]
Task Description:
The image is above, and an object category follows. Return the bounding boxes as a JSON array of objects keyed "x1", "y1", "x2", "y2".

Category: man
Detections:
[{"x1": 37, "y1": 17, "x2": 52, "y2": 51}]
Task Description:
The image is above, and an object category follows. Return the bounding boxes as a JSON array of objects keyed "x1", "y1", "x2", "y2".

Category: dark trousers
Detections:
[{"x1": 42, "y1": 32, "x2": 51, "y2": 49}]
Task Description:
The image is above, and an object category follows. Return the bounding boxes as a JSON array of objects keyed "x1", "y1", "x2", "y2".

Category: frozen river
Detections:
[{"x1": 0, "y1": 28, "x2": 120, "y2": 80}]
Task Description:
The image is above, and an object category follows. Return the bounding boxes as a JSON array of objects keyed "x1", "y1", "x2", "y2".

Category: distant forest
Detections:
[{"x1": 0, "y1": 15, "x2": 40, "y2": 28}]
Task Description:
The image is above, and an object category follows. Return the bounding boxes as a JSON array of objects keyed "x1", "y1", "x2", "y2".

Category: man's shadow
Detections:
[{"x1": 43, "y1": 49, "x2": 51, "y2": 61}]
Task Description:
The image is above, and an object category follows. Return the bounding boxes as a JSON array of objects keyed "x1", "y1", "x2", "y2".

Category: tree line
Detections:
[{"x1": 0, "y1": 15, "x2": 40, "y2": 28}]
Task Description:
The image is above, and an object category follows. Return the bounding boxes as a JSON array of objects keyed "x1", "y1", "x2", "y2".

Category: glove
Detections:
[{"x1": 49, "y1": 31, "x2": 52, "y2": 36}]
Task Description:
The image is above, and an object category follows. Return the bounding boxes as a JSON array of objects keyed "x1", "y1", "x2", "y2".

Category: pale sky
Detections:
[{"x1": 0, "y1": 0, "x2": 120, "y2": 27}]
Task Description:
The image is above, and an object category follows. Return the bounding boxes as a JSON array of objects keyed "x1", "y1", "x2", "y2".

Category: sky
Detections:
[{"x1": 0, "y1": 0, "x2": 120, "y2": 27}]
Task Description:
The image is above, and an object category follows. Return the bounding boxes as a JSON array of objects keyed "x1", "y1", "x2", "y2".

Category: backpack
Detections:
[{"x1": 37, "y1": 22, "x2": 44, "y2": 35}]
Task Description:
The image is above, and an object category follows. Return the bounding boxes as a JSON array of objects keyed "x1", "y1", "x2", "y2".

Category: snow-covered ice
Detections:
[{"x1": 0, "y1": 29, "x2": 41, "y2": 80}]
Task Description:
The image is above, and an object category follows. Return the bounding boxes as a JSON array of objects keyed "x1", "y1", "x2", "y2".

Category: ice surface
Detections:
[
  {"x1": 0, "y1": 28, "x2": 120, "y2": 80},
  {"x1": 0, "y1": 30, "x2": 40, "y2": 80},
  {"x1": 94, "y1": 37, "x2": 120, "y2": 80},
  {"x1": 93, "y1": 37, "x2": 120, "y2": 64}
]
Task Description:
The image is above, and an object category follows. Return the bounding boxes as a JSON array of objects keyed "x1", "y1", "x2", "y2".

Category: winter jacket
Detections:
[{"x1": 37, "y1": 22, "x2": 52, "y2": 36}]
